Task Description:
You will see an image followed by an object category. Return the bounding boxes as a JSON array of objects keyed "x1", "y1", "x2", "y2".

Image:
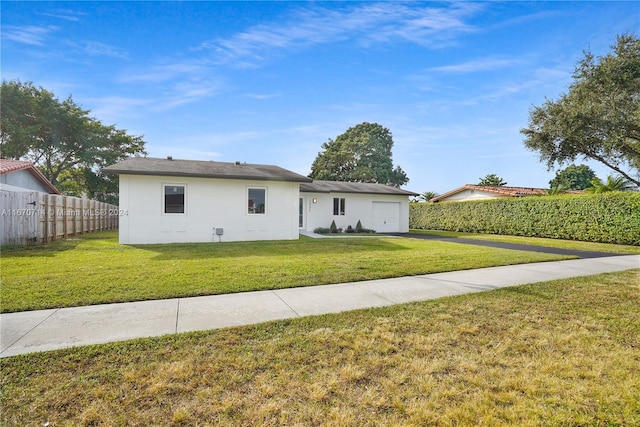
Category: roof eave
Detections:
[{"x1": 102, "y1": 168, "x2": 313, "y2": 183}]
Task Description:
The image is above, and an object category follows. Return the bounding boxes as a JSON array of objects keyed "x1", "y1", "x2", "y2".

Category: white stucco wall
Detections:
[
  {"x1": 119, "y1": 174, "x2": 300, "y2": 244},
  {"x1": 441, "y1": 189, "x2": 505, "y2": 202},
  {"x1": 301, "y1": 192, "x2": 411, "y2": 233}
]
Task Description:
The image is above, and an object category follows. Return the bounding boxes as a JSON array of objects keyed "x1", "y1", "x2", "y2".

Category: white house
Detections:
[
  {"x1": 103, "y1": 157, "x2": 418, "y2": 244},
  {"x1": 300, "y1": 180, "x2": 418, "y2": 233},
  {"x1": 429, "y1": 184, "x2": 548, "y2": 203},
  {"x1": 102, "y1": 157, "x2": 312, "y2": 244}
]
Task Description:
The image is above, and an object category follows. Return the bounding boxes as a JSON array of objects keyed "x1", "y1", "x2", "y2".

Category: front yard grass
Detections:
[
  {"x1": 0, "y1": 230, "x2": 577, "y2": 313},
  {"x1": 2, "y1": 270, "x2": 638, "y2": 425}
]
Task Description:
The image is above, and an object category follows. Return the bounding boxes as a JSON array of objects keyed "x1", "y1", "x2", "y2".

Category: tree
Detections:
[
  {"x1": 585, "y1": 175, "x2": 635, "y2": 193},
  {"x1": 478, "y1": 174, "x2": 507, "y2": 186},
  {"x1": 549, "y1": 164, "x2": 597, "y2": 190},
  {"x1": 309, "y1": 122, "x2": 409, "y2": 187},
  {"x1": 521, "y1": 33, "x2": 640, "y2": 186},
  {"x1": 0, "y1": 80, "x2": 146, "y2": 202}
]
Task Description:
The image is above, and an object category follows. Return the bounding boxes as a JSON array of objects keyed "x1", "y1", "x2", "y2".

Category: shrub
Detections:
[
  {"x1": 313, "y1": 227, "x2": 331, "y2": 234},
  {"x1": 345, "y1": 225, "x2": 355, "y2": 233},
  {"x1": 330, "y1": 220, "x2": 338, "y2": 233},
  {"x1": 409, "y1": 192, "x2": 640, "y2": 245},
  {"x1": 355, "y1": 220, "x2": 363, "y2": 233}
]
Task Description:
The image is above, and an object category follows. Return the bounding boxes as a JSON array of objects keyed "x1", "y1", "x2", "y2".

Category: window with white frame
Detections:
[
  {"x1": 333, "y1": 197, "x2": 345, "y2": 216},
  {"x1": 164, "y1": 184, "x2": 185, "y2": 214},
  {"x1": 248, "y1": 188, "x2": 266, "y2": 214}
]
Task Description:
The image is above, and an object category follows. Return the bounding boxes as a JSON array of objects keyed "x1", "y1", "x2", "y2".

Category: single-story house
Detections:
[
  {"x1": 102, "y1": 157, "x2": 418, "y2": 244},
  {"x1": 429, "y1": 184, "x2": 548, "y2": 203},
  {"x1": 0, "y1": 159, "x2": 60, "y2": 194},
  {"x1": 300, "y1": 180, "x2": 418, "y2": 233}
]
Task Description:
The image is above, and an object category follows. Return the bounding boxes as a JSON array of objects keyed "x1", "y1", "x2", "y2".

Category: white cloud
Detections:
[
  {"x1": 430, "y1": 56, "x2": 525, "y2": 73},
  {"x1": 66, "y1": 40, "x2": 129, "y2": 59},
  {"x1": 244, "y1": 93, "x2": 282, "y2": 100},
  {"x1": 158, "y1": 79, "x2": 223, "y2": 110},
  {"x1": 40, "y1": 9, "x2": 87, "y2": 22},
  {"x1": 86, "y1": 96, "x2": 153, "y2": 124},
  {"x1": 118, "y1": 63, "x2": 209, "y2": 84},
  {"x1": 196, "y1": 2, "x2": 481, "y2": 68},
  {"x1": 2, "y1": 25, "x2": 58, "y2": 46}
]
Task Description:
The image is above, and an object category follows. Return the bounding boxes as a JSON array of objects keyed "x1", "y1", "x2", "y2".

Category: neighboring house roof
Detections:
[
  {"x1": 301, "y1": 180, "x2": 419, "y2": 196},
  {"x1": 102, "y1": 157, "x2": 313, "y2": 183},
  {"x1": 0, "y1": 159, "x2": 60, "y2": 194},
  {"x1": 429, "y1": 184, "x2": 546, "y2": 203}
]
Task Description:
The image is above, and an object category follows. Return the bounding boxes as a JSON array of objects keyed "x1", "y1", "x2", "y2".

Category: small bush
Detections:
[
  {"x1": 330, "y1": 220, "x2": 338, "y2": 233},
  {"x1": 355, "y1": 220, "x2": 363, "y2": 233},
  {"x1": 345, "y1": 225, "x2": 355, "y2": 233},
  {"x1": 313, "y1": 227, "x2": 331, "y2": 234}
]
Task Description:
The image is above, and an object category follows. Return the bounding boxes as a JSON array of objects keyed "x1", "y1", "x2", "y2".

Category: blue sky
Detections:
[{"x1": 2, "y1": 1, "x2": 638, "y2": 194}]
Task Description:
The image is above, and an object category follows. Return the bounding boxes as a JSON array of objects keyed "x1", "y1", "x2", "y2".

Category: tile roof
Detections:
[
  {"x1": 102, "y1": 157, "x2": 313, "y2": 183},
  {"x1": 429, "y1": 184, "x2": 547, "y2": 202},
  {"x1": 0, "y1": 159, "x2": 33, "y2": 174},
  {"x1": 0, "y1": 159, "x2": 60, "y2": 194},
  {"x1": 301, "y1": 180, "x2": 419, "y2": 196}
]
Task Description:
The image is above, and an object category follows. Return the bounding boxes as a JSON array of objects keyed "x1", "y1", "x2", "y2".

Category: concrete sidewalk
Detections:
[{"x1": 1, "y1": 255, "x2": 638, "y2": 358}]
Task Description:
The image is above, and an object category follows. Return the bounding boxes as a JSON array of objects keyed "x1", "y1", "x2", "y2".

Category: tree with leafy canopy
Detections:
[
  {"x1": 478, "y1": 174, "x2": 507, "y2": 187},
  {"x1": 548, "y1": 164, "x2": 597, "y2": 190},
  {"x1": 521, "y1": 33, "x2": 640, "y2": 187},
  {"x1": 1, "y1": 80, "x2": 146, "y2": 203},
  {"x1": 309, "y1": 122, "x2": 408, "y2": 187}
]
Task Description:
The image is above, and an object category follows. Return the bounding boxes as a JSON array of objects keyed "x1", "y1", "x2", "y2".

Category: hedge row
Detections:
[{"x1": 409, "y1": 192, "x2": 640, "y2": 245}]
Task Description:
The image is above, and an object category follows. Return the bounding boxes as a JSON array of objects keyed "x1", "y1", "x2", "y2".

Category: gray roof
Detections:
[
  {"x1": 102, "y1": 157, "x2": 313, "y2": 183},
  {"x1": 300, "y1": 180, "x2": 418, "y2": 196}
]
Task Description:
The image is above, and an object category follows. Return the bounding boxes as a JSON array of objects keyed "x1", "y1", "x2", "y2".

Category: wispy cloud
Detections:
[
  {"x1": 158, "y1": 79, "x2": 223, "y2": 110},
  {"x1": 195, "y1": 2, "x2": 481, "y2": 68},
  {"x1": 430, "y1": 56, "x2": 525, "y2": 73},
  {"x1": 40, "y1": 9, "x2": 87, "y2": 22},
  {"x1": 244, "y1": 93, "x2": 281, "y2": 100},
  {"x1": 118, "y1": 63, "x2": 208, "y2": 84},
  {"x1": 2, "y1": 25, "x2": 58, "y2": 46},
  {"x1": 66, "y1": 40, "x2": 129, "y2": 59},
  {"x1": 87, "y1": 96, "x2": 153, "y2": 124}
]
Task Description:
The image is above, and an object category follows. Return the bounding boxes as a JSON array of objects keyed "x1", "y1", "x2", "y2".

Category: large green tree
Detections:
[
  {"x1": 521, "y1": 34, "x2": 640, "y2": 186},
  {"x1": 548, "y1": 164, "x2": 596, "y2": 190},
  {"x1": 309, "y1": 122, "x2": 408, "y2": 187},
  {"x1": 1, "y1": 80, "x2": 146, "y2": 203}
]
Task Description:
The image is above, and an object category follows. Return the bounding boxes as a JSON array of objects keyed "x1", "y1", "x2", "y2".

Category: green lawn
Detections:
[
  {"x1": 0, "y1": 231, "x2": 579, "y2": 313},
  {"x1": 2, "y1": 270, "x2": 638, "y2": 426}
]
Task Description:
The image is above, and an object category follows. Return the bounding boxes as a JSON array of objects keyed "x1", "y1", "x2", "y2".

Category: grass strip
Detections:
[
  {"x1": 1, "y1": 231, "x2": 572, "y2": 312},
  {"x1": 2, "y1": 270, "x2": 638, "y2": 426}
]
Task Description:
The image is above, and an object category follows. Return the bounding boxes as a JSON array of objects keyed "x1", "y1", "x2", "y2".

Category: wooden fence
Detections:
[{"x1": 0, "y1": 190, "x2": 119, "y2": 246}]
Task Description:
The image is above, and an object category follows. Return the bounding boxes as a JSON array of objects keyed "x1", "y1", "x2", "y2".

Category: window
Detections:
[
  {"x1": 333, "y1": 197, "x2": 345, "y2": 216},
  {"x1": 164, "y1": 185, "x2": 185, "y2": 214},
  {"x1": 248, "y1": 188, "x2": 266, "y2": 214}
]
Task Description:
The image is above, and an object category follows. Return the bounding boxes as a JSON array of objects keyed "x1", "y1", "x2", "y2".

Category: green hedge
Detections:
[{"x1": 409, "y1": 192, "x2": 640, "y2": 245}]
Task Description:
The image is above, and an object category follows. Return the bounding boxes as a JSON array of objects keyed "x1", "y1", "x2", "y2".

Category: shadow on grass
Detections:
[
  {"x1": 0, "y1": 236, "x2": 115, "y2": 258},
  {"x1": 130, "y1": 237, "x2": 411, "y2": 260}
]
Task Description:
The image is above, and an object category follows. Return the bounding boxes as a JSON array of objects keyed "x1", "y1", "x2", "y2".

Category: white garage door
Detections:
[{"x1": 373, "y1": 202, "x2": 400, "y2": 233}]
